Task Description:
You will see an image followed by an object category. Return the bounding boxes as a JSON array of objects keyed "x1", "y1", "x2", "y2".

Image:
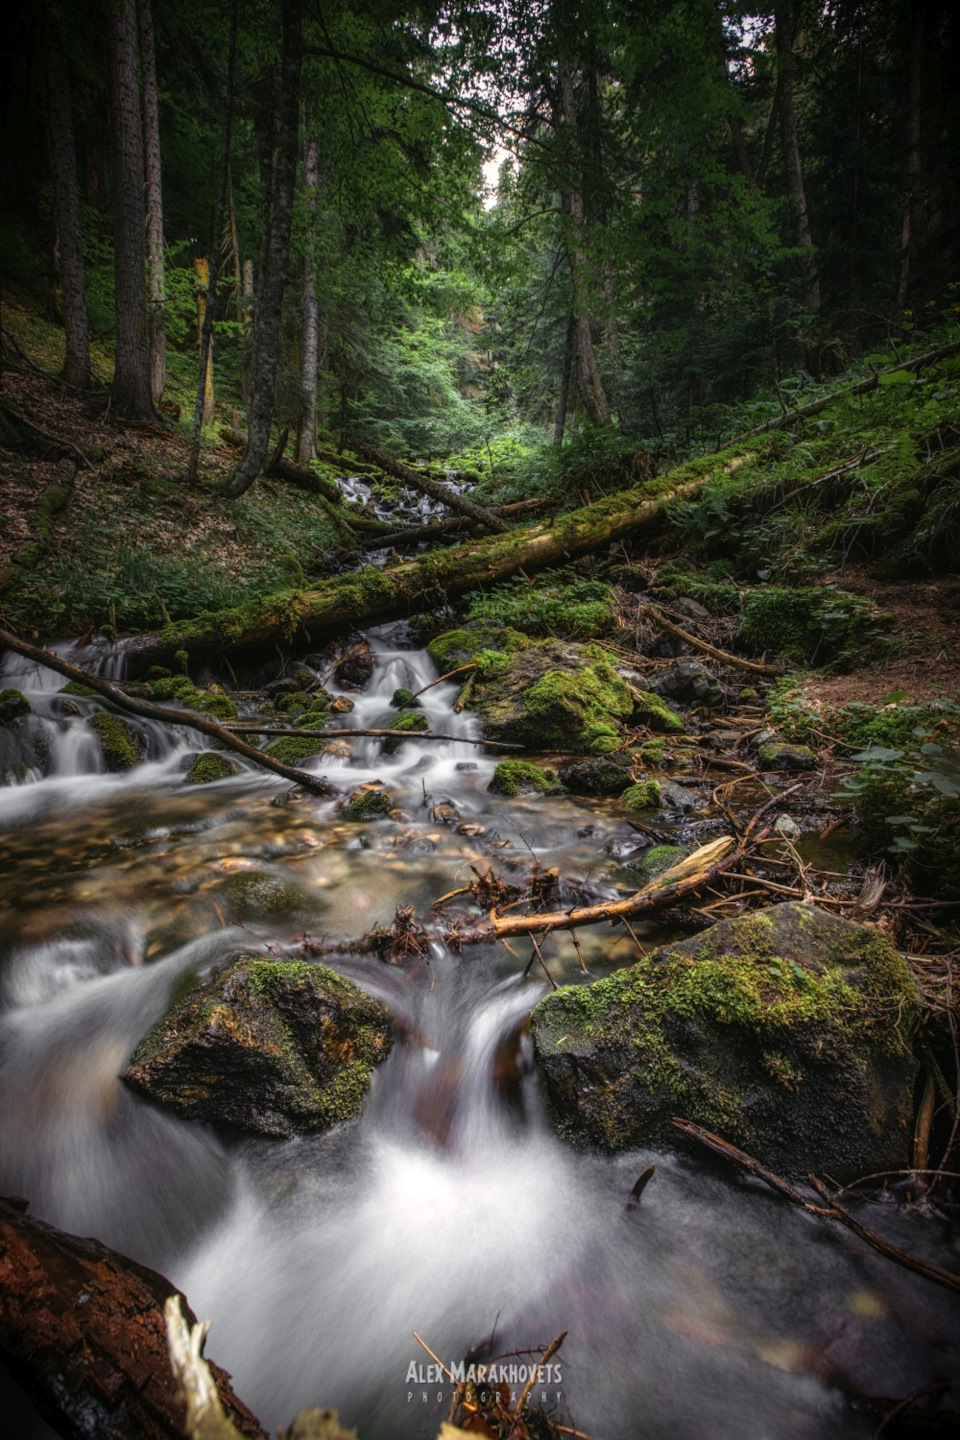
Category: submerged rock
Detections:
[
  {"x1": 559, "y1": 754, "x2": 632, "y2": 796},
  {"x1": 184, "y1": 752, "x2": 240, "y2": 784},
  {"x1": 531, "y1": 903, "x2": 920, "y2": 1180},
  {"x1": 122, "y1": 957, "x2": 393, "y2": 1137}
]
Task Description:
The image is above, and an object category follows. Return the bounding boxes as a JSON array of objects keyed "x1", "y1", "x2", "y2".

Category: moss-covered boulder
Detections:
[
  {"x1": 341, "y1": 788, "x2": 393, "y2": 821},
  {"x1": 629, "y1": 690, "x2": 685, "y2": 733},
  {"x1": 150, "y1": 673, "x2": 238, "y2": 720},
  {"x1": 465, "y1": 641, "x2": 633, "y2": 754},
  {"x1": 264, "y1": 734, "x2": 326, "y2": 766},
  {"x1": 622, "y1": 779, "x2": 661, "y2": 811},
  {"x1": 383, "y1": 710, "x2": 429, "y2": 753},
  {"x1": 91, "y1": 712, "x2": 144, "y2": 771},
  {"x1": 185, "y1": 752, "x2": 240, "y2": 784},
  {"x1": 488, "y1": 760, "x2": 562, "y2": 797},
  {"x1": 627, "y1": 842, "x2": 687, "y2": 883},
  {"x1": 427, "y1": 629, "x2": 478, "y2": 671},
  {"x1": 0, "y1": 689, "x2": 31, "y2": 724},
  {"x1": 121, "y1": 957, "x2": 393, "y2": 1137},
  {"x1": 757, "y1": 741, "x2": 818, "y2": 772},
  {"x1": 531, "y1": 903, "x2": 920, "y2": 1180},
  {"x1": 558, "y1": 755, "x2": 632, "y2": 796}
]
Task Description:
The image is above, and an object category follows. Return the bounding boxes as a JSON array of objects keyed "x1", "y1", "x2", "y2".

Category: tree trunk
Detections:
[
  {"x1": 108, "y1": 0, "x2": 154, "y2": 421},
  {"x1": 558, "y1": 63, "x2": 609, "y2": 426},
  {"x1": 43, "y1": 1, "x2": 90, "y2": 391},
  {"x1": 137, "y1": 0, "x2": 165, "y2": 403},
  {"x1": 130, "y1": 461, "x2": 731, "y2": 668},
  {"x1": 295, "y1": 115, "x2": 320, "y2": 464},
  {"x1": 193, "y1": 258, "x2": 215, "y2": 423},
  {"x1": 187, "y1": 0, "x2": 237, "y2": 484},
  {"x1": 0, "y1": 1196, "x2": 266, "y2": 1440},
  {"x1": 896, "y1": 2, "x2": 925, "y2": 322},
  {"x1": 554, "y1": 314, "x2": 574, "y2": 446},
  {"x1": 775, "y1": 5, "x2": 820, "y2": 314},
  {"x1": 224, "y1": 0, "x2": 303, "y2": 499}
]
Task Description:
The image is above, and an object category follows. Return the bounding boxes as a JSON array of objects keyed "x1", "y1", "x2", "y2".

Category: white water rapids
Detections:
[{"x1": 1, "y1": 626, "x2": 957, "y2": 1438}]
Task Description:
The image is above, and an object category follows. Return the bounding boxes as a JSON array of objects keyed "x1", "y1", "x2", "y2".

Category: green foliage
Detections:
[
  {"x1": 464, "y1": 568, "x2": 614, "y2": 640},
  {"x1": 0, "y1": 690, "x2": 31, "y2": 724},
  {"x1": 488, "y1": 760, "x2": 561, "y2": 797},
  {"x1": 739, "y1": 587, "x2": 894, "y2": 669},
  {"x1": 622, "y1": 780, "x2": 661, "y2": 811},
  {"x1": 184, "y1": 753, "x2": 239, "y2": 784}
]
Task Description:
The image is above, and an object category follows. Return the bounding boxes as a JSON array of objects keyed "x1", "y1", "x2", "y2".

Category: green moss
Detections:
[
  {"x1": 146, "y1": 665, "x2": 172, "y2": 680},
  {"x1": 631, "y1": 690, "x2": 684, "y2": 733},
  {"x1": 391, "y1": 687, "x2": 419, "y2": 708},
  {"x1": 488, "y1": 760, "x2": 562, "y2": 797},
  {"x1": 174, "y1": 648, "x2": 189, "y2": 675},
  {"x1": 0, "y1": 689, "x2": 31, "y2": 723},
  {"x1": 637, "y1": 738, "x2": 667, "y2": 767},
  {"x1": 521, "y1": 662, "x2": 633, "y2": 750},
  {"x1": 90, "y1": 711, "x2": 144, "y2": 771},
  {"x1": 739, "y1": 587, "x2": 895, "y2": 669},
  {"x1": 427, "y1": 629, "x2": 477, "y2": 670},
  {"x1": 341, "y1": 788, "x2": 393, "y2": 821},
  {"x1": 383, "y1": 710, "x2": 429, "y2": 753},
  {"x1": 63, "y1": 680, "x2": 97, "y2": 697},
  {"x1": 147, "y1": 672, "x2": 236, "y2": 719},
  {"x1": 185, "y1": 752, "x2": 240, "y2": 784},
  {"x1": 632, "y1": 843, "x2": 686, "y2": 884},
  {"x1": 33, "y1": 482, "x2": 72, "y2": 542},
  {"x1": 264, "y1": 734, "x2": 325, "y2": 766},
  {"x1": 276, "y1": 690, "x2": 310, "y2": 714},
  {"x1": 622, "y1": 780, "x2": 661, "y2": 810}
]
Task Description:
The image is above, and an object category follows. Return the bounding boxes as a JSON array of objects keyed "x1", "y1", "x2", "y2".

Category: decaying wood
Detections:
[
  {"x1": 356, "y1": 443, "x2": 507, "y2": 534},
  {"x1": 133, "y1": 464, "x2": 728, "y2": 666},
  {"x1": 360, "y1": 498, "x2": 549, "y2": 550},
  {"x1": 640, "y1": 602, "x2": 782, "y2": 677},
  {"x1": 0, "y1": 627, "x2": 336, "y2": 795},
  {"x1": 673, "y1": 1120, "x2": 960, "y2": 1298},
  {"x1": 0, "y1": 1196, "x2": 265, "y2": 1440},
  {"x1": 265, "y1": 430, "x2": 343, "y2": 504},
  {"x1": 224, "y1": 724, "x2": 520, "y2": 748},
  {"x1": 165, "y1": 1296, "x2": 249, "y2": 1440}
]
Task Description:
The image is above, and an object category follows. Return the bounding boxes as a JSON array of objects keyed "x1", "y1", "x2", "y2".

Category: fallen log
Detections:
[
  {"x1": 0, "y1": 628, "x2": 336, "y2": 795},
  {"x1": 0, "y1": 1196, "x2": 265, "y2": 1440},
  {"x1": 360, "y1": 498, "x2": 549, "y2": 550},
  {"x1": 129, "y1": 455, "x2": 737, "y2": 668},
  {"x1": 264, "y1": 429, "x2": 343, "y2": 504},
  {"x1": 356, "y1": 443, "x2": 507, "y2": 534},
  {"x1": 640, "y1": 603, "x2": 781, "y2": 677},
  {"x1": 225, "y1": 724, "x2": 520, "y2": 747}
]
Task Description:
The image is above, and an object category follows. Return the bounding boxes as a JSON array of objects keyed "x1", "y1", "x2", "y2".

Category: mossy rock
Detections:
[
  {"x1": 558, "y1": 755, "x2": 632, "y2": 796},
  {"x1": 628, "y1": 842, "x2": 686, "y2": 883},
  {"x1": 185, "y1": 753, "x2": 240, "y2": 784},
  {"x1": 630, "y1": 690, "x2": 684, "y2": 733},
  {"x1": 637, "y1": 738, "x2": 666, "y2": 768},
  {"x1": 276, "y1": 690, "x2": 311, "y2": 714},
  {"x1": 0, "y1": 689, "x2": 31, "y2": 724},
  {"x1": 531, "y1": 903, "x2": 921, "y2": 1180},
  {"x1": 150, "y1": 673, "x2": 237, "y2": 719},
  {"x1": 466, "y1": 641, "x2": 633, "y2": 754},
  {"x1": 739, "y1": 587, "x2": 895, "y2": 670},
  {"x1": 63, "y1": 680, "x2": 98, "y2": 698},
  {"x1": 622, "y1": 779, "x2": 661, "y2": 811},
  {"x1": 488, "y1": 760, "x2": 563, "y2": 797},
  {"x1": 427, "y1": 629, "x2": 478, "y2": 671},
  {"x1": 391, "y1": 687, "x2": 420, "y2": 708},
  {"x1": 91, "y1": 712, "x2": 144, "y2": 771},
  {"x1": 264, "y1": 734, "x2": 326, "y2": 766},
  {"x1": 121, "y1": 956, "x2": 393, "y2": 1137},
  {"x1": 383, "y1": 711, "x2": 429, "y2": 754},
  {"x1": 757, "y1": 741, "x2": 818, "y2": 772},
  {"x1": 341, "y1": 788, "x2": 393, "y2": 821}
]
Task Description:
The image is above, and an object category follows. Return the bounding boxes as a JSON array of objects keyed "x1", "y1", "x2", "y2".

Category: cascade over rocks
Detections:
[
  {"x1": 530, "y1": 903, "x2": 921, "y2": 1180},
  {"x1": 122, "y1": 956, "x2": 393, "y2": 1137}
]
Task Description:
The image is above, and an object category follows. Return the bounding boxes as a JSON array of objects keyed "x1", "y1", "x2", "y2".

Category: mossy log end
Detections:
[
  {"x1": 131, "y1": 446, "x2": 758, "y2": 669},
  {"x1": 0, "y1": 1195, "x2": 266, "y2": 1440}
]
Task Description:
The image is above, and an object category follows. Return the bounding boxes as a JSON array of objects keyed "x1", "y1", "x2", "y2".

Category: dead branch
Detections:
[
  {"x1": 0, "y1": 394, "x2": 90, "y2": 468},
  {"x1": 356, "y1": 443, "x2": 507, "y2": 534},
  {"x1": 640, "y1": 602, "x2": 781, "y2": 676},
  {"x1": 0, "y1": 627, "x2": 336, "y2": 795},
  {"x1": 224, "y1": 724, "x2": 520, "y2": 748},
  {"x1": 395, "y1": 662, "x2": 477, "y2": 708}
]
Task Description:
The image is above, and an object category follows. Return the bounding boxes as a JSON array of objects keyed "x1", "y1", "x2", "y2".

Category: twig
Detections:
[
  {"x1": 412, "y1": 1331, "x2": 455, "y2": 1382},
  {"x1": 396, "y1": 662, "x2": 477, "y2": 708},
  {"x1": 808, "y1": 1177, "x2": 960, "y2": 1296},
  {"x1": 873, "y1": 1381, "x2": 951, "y2": 1439},
  {"x1": 640, "y1": 602, "x2": 781, "y2": 676},
  {"x1": 515, "y1": 1331, "x2": 567, "y2": 1416}
]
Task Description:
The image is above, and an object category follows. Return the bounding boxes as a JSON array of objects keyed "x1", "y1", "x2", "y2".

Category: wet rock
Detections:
[
  {"x1": 629, "y1": 690, "x2": 685, "y2": 732},
  {"x1": 657, "y1": 778, "x2": 699, "y2": 812},
  {"x1": 91, "y1": 712, "x2": 145, "y2": 771},
  {"x1": 774, "y1": 813, "x2": 802, "y2": 839},
  {"x1": 334, "y1": 646, "x2": 375, "y2": 690},
  {"x1": 184, "y1": 753, "x2": 240, "y2": 784},
  {"x1": 383, "y1": 711, "x2": 429, "y2": 754},
  {"x1": 558, "y1": 754, "x2": 632, "y2": 796},
  {"x1": 464, "y1": 641, "x2": 633, "y2": 754},
  {"x1": 264, "y1": 734, "x2": 326, "y2": 766},
  {"x1": 431, "y1": 802, "x2": 459, "y2": 824},
  {"x1": 341, "y1": 788, "x2": 393, "y2": 821},
  {"x1": 321, "y1": 739, "x2": 352, "y2": 759},
  {"x1": 621, "y1": 779, "x2": 661, "y2": 811},
  {"x1": 221, "y1": 871, "x2": 307, "y2": 918},
  {"x1": 758, "y1": 742, "x2": 818, "y2": 772},
  {"x1": 749, "y1": 727, "x2": 778, "y2": 750},
  {"x1": 391, "y1": 687, "x2": 420, "y2": 708},
  {"x1": 122, "y1": 956, "x2": 393, "y2": 1138},
  {"x1": 650, "y1": 659, "x2": 725, "y2": 708},
  {"x1": 627, "y1": 843, "x2": 687, "y2": 884},
  {"x1": 53, "y1": 697, "x2": 81, "y2": 717},
  {"x1": 488, "y1": 760, "x2": 562, "y2": 797},
  {"x1": 331, "y1": 696, "x2": 355, "y2": 714},
  {"x1": 0, "y1": 689, "x2": 31, "y2": 724},
  {"x1": 531, "y1": 902, "x2": 921, "y2": 1180}
]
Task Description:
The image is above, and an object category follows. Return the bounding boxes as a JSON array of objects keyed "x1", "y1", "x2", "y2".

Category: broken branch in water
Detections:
[
  {"x1": 0, "y1": 627, "x2": 336, "y2": 795},
  {"x1": 394, "y1": 661, "x2": 477, "y2": 708},
  {"x1": 673, "y1": 1118, "x2": 960, "y2": 1297}
]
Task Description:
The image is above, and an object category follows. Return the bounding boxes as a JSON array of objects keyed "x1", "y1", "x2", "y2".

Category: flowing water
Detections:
[{"x1": 1, "y1": 627, "x2": 958, "y2": 1439}]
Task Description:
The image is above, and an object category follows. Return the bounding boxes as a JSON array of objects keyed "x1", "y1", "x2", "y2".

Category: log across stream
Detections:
[{"x1": 1, "y1": 624, "x2": 958, "y2": 1439}]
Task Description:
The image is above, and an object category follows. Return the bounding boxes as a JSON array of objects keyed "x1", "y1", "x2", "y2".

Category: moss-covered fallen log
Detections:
[
  {"x1": 0, "y1": 1196, "x2": 265, "y2": 1440},
  {"x1": 356, "y1": 443, "x2": 507, "y2": 534},
  {"x1": 129, "y1": 445, "x2": 759, "y2": 669}
]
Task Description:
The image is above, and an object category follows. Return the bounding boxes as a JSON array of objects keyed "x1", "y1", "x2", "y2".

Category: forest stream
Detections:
[{"x1": 1, "y1": 624, "x2": 958, "y2": 1440}]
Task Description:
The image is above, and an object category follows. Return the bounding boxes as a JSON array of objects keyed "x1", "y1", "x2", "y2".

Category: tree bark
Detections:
[
  {"x1": 554, "y1": 314, "x2": 574, "y2": 445},
  {"x1": 0, "y1": 1196, "x2": 266, "y2": 1440},
  {"x1": 128, "y1": 461, "x2": 731, "y2": 668},
  {"x1": 295, "y1": 113, "x2": 319, "y2": 464},
  {"x1": 42, "y1": 1, "x2": 90, "y2": 390},
  {"x1": 193, "y1": 258, "x2": 215, "y2": 424},
  {"x1": 896, "y1": 2, "x2": 925, "y2": 322},
  {"x1": 108, "y1": 0, "x2": 154, "y2": 421},
  {"x1": 558, "y1": 63, "x2": 609, "y2": 426},
  {"x1": 355, "y1": 444, "x2": 506, "y2": 533},
  {"x1": 775, "y1": 5, "x2": 820, "y2": 314},
  {"x1": 137, "y1": 0, "x2": 166, "y2": 403},
  {"x1": 224, "y1": 0, "x2": 303, "y2": 499}
]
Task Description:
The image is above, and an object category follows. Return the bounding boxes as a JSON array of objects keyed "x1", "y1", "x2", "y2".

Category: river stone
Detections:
[
  {"x1": 656, "y1": 778, "x2": 699, "y2": 812},
  {"x1": 334, "y1": 646, "x2": 375, "y2": 690},
  {"x1": 530, "y1": 903, "x2": 921, "y2": 1180},
  {"x1": 757, "y1": 741, "x2": 818, "y2": 772},
  {"x1": 122, "y1": 957, "x2": 393, "y2": 1138},
  {"x1": 558, "y1": 754, "x2": 633, "y2": 795},
  {"x1": 651, "y1": 659, "x2": 725, "y2": 708}
]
